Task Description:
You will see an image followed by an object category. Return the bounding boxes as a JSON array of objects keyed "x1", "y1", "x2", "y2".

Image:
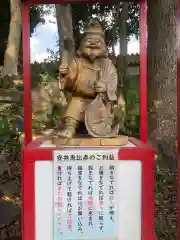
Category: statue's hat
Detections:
[{"x1": 84, "y1": 19, "x2": 105, "y2": 38}]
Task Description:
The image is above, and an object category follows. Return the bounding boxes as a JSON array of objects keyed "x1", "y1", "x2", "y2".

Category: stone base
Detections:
[{"x1": 52, "y1": 135, "x2": 128, "y2": 146}]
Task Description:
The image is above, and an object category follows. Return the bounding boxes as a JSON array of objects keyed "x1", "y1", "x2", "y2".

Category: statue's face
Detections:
[{"x1": 79, "y1": 34, "x2": 107, "y2": 61}]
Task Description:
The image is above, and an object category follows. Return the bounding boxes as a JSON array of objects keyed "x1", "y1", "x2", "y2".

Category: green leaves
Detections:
[
  {"x1": 71, "y1": 2, "x2": 139, "y2": 51},
  {"x1": 30, "y1": 5, "x2": 45, "y2": 36},
  {"x1": 124, "y1": 89, "x2": 140, "y2": 137}
]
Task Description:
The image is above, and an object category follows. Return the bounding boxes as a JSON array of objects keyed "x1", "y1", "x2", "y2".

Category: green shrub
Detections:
[{"x1": 124, "y1": 89, "x2": 140, "y2": 137}]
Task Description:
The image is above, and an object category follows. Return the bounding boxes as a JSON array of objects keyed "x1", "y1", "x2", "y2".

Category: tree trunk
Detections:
[
  {"x1": 119, "y1": 2, "x2": 128, "y2": 57},
  {"x1": 55, "y1": 4, "x2": 74, "y2": 105},
  {"x1": 111, "y1": 25, "x2": 116, "y2": 57},
  {"x1": 55, "y1": 4, "x2": 64, "y2": 53},
  {"x1": 3, "y1": 0, "x2": 21, "y2": 77},
  {"x1": 148, "y1": 0, "x2": 176, "y2": 168},
  {"x1": 112, "y1": 44, "x2": 116, "y2": 57},
  {"x1": 118, "y1": 1, "x2": 128, "y2": 88},
  {"x1": 55, "y1": 4, "x2": 75, "y2": 57},
  {"x1": 111, "y1": 5, "x2": 117, "y2": 58}
]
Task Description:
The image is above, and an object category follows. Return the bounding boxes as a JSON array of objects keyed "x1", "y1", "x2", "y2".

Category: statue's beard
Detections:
[{"x1": 81, "y1": 47, "x2": 105, "y2": 61}]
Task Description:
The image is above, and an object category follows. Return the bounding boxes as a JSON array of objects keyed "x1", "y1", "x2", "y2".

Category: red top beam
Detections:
[
  {"x1": 21, "y1": 0, "x2": 135, "y2": 4},
  {"x1": 22, "y1": 0, "x2": 101, "y2": 3}
]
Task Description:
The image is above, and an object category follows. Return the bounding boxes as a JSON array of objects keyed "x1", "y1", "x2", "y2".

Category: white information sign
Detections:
[{"x1": 53, "y1": 149, "x2": 119, "y2": 240}]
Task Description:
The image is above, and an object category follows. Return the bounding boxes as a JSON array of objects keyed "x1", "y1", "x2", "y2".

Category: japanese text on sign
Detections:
[
  {"x1": 56, "y1": 152, "x2": 115, "y2": 162},
  {"x1": 54, "y1": 149, "x2": 119, "y2": 240}
]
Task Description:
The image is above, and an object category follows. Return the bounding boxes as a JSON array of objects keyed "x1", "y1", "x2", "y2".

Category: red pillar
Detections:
[
  {"x1": 140, "y1": 0, "x2": 147, "y2": 143},
  {"x1": 21, "y1": 3, "x2": 32, "y2": 145}
]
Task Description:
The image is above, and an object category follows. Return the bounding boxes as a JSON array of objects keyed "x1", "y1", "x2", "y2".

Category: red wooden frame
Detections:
[
  {"x1": 139, "y1": 0, "x2": 147, "y2": 143},
  {"x1": 22, "y1": 138, "x2": 156, "y2": 240},
  {"x1": 20, "y1": 0, "x2": 180, "y2": 238},
  {"x1": 21, "y1": 0, "x2": 148, "y2": 145},
  {"x1": 22, "y1": 4, "x2": 32, "y2": 145},
  {"x1": 23, "y1": 0, "x2": 105, "y2": 3}
]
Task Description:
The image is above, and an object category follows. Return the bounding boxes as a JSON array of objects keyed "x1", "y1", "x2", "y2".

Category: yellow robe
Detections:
[{"x1": 64, "y1": 57, "x2": 118, "y2": 121}]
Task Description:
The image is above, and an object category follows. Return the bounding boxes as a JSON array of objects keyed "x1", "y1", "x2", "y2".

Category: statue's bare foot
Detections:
[{"x1": 57, "y1": 126, "x2": 76, "y2": 139}]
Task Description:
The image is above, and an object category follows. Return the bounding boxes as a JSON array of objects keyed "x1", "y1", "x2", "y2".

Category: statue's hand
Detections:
[
  {"x1": 59, "y1": 64, "x2": 68, "y2": 76},
  {"x1": 59, "y1": 64, "x2": 68, "y2": 90},
  {"x1": 94, "y1": 81, "x2": 106, "y2": 93}
]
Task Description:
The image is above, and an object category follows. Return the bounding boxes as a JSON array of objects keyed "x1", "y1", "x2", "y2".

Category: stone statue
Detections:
[{"x1": 58, "y1": 19, "x2": 124, "y2": 139}]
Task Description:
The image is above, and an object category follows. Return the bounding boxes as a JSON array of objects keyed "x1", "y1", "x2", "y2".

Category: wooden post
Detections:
[
  {"x1": 140, "y1": 0, "x2": 147, "y2": 143},
  {"x1": 21, "y1": 3, "x2": 32, "y2": 145}
]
